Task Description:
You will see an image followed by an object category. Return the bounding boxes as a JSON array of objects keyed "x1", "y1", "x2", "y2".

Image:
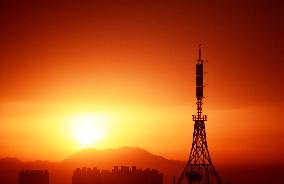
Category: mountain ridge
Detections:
[{"x1": 63, "y1": 146, "x2": 182, "y2": 165}]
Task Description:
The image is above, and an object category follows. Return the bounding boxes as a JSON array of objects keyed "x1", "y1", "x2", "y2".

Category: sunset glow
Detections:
[
  {"x1": 0, "y1": 1, "x2": 283, "y2": 166},
  {"x1": 70, "y1": 114, "x2": 107, "y2": 147}
]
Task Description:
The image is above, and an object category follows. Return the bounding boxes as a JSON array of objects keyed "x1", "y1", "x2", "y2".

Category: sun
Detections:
[{"x1": 70, "y1": 114, "x2": 107, "y2": 147}]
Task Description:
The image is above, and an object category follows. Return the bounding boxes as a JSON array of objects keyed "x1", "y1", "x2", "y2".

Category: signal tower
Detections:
[{"x1": 176, "y1": 48, "x2": 222, "y2": 184}]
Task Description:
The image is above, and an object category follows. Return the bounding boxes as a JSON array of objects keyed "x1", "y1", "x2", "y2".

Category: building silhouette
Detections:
[
  {"x1": 72, "y1": 166, "x2": 163, "y2": 184},
  {"x1": 18, "y1": 170, "x2": 49, "y2": 184}
]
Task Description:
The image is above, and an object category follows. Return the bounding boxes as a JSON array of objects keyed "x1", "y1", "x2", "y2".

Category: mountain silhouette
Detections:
[
  {"x1": 63, "y1": 146, "x2": 184, "y2": 171},
  {"x1": 62, "y1": 146, "x2": 184, "y2": 184}
]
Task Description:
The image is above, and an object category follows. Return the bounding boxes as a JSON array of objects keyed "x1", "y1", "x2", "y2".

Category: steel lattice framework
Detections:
[{"x1": 175, "y1": 48, "x2": 222, "y2": 184}]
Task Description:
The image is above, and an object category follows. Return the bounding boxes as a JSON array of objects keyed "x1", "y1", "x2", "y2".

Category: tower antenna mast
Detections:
[{"x1": 176, "y1": 48, "x2": 222, "y2": 184}]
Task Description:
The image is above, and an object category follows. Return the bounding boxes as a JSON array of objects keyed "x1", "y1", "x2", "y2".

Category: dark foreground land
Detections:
[{"x1": 1, "y1": 147, "x2": 283, "y2": 184}]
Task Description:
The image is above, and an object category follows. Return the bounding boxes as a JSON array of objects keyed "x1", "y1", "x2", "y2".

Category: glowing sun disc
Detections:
[{"x1": 70, "y1": 114, "x2": 107, "y2": 147}]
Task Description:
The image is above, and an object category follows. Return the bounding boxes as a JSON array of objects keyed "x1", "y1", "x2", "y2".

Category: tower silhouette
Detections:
[{"x1": 176, "y1": 48, "x2": 222, "y2": 184}]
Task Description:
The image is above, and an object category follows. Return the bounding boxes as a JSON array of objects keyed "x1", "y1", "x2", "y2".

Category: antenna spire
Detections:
[
  {"x1": 176, "y1": 47, "x2": 223, "y2": 184},
  {"x1": 198, "y1": 44, "x2": 202, "y2": 61}
]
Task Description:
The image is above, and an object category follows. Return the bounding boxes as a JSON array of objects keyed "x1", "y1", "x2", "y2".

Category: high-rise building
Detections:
[
  {"x1": 72, "y1": 166, "x2": 163, "y2": 184},
  {"x1": 18, "y1": 170, "x2": 49, "y2": 184}
]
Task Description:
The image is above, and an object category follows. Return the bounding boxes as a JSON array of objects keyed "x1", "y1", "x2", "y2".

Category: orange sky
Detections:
[{"x1": 0, "y1": 1, "x2": 283, "y2": 164}]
